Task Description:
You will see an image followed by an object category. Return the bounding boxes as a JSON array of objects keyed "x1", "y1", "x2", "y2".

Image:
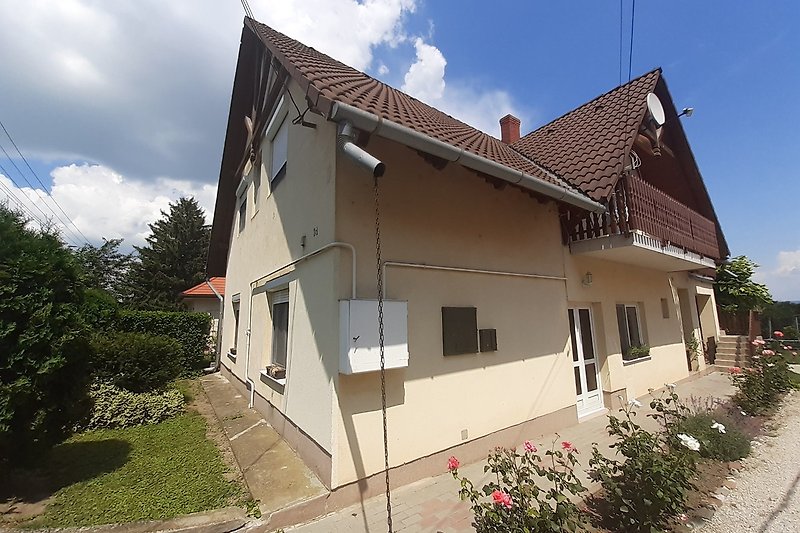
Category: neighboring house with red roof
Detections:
[
  {"x1": 207, "y1": 18, "x2": 727, "y2": 497},
  {"x1": 180, "y1": 277, "x2": 225, "y2": 340}
]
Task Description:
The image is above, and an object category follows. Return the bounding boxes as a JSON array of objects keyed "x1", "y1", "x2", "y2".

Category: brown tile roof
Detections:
[
  {"x1": 246, "y1": 18, "x2": 584, "y2": 196},
  {"x1": 512, "y1": 69, "x2": 661, "y2": 201},
  {"x1": 181, "y1": 277, "x2": 225, "y2": 298}
]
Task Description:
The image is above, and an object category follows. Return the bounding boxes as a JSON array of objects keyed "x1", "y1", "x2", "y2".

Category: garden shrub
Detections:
[
  {"x1": 91, "y1": 332, "x2": 183, "y2": 392},
  {"x1": 589, "y1": 389, "x2": 699, "y2": 533},
  {"x1": 677, "y1": 412, "x2": 751, "y2": 461},
  {"x1": 450, "y1": 440, "x2": 587, "y2": 532},
  {"x1": 116, "y1": 310, "x2": 211, "y2": 374},
  {"x1": 731, "y1": 337, "x2": 793, "y2": 415},
  {"x1": 80, "y1": 288, "x2": 119, "y2": 330},
  {"x1": 84, "y1": 381, "x2": 184, "y2": 430},
  {"x1": 0, "y1": 206, "x2": 92, "y2": 465}
]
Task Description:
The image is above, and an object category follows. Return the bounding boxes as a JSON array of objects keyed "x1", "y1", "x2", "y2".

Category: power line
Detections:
[
  {"x1": 627, "y1": 0, "x2": 636, "y2": 83},
  {"x1": 240, "y1": 0, "x2": 254, "y2": 19},
  {"x1": 0, "y1": 142, "x2": 87, "y2": 246},
  {"x1": 618, "y1": 0, "x2": 623, "y2": 86},
  {"x1": 0, "y1": 118, "x2": 93, "y2": 244},
  {"x1": 0, "y1": 164, "x2": 54, "y2": 232}
]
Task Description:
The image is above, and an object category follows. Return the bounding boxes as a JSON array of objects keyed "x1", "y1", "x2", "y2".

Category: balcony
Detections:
[{"x1": 563, "y1": 173, "x2": 721, "y2": 271}]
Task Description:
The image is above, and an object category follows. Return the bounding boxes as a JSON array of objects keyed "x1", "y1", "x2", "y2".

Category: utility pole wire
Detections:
[
  {"x1": 0, "y1": 118, "x2": 93, "y2": 244},
  {"x1": 0, "y1": 163, "x2": 65, "y2": 239},
  {"x1": 0, "y1": 142, "x2": 87, "y2": 246}
]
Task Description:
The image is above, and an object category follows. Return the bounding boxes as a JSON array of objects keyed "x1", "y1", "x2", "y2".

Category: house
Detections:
[
  {"x1": 207, "y1": 18, "x2": 728, "y2": 501},
  {"x1": 180, "y1": 277, "x2": 225, "y2": 343}
]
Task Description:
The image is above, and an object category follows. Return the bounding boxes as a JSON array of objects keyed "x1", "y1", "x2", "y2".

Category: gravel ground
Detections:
[{"x1": 702, "y1": 391, "x2": 800, "y2": 533}]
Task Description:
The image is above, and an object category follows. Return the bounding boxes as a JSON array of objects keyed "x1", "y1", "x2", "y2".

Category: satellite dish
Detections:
[{"x1": 646, "y1": 93, "x2": 666, "y2": 127}]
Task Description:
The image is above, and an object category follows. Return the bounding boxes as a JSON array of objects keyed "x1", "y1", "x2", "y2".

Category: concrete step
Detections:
[
  {"x1": 715, "y1": 359, "x2": 750, "y2": 368},
  {"x1": 716, "y1": 348, "x2": 747, "y2": 356},
  {"x1": 717, "y1": 340, "x2": 748, "y2": 347}
]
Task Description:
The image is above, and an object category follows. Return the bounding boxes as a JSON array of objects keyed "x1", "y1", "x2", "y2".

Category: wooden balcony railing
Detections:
[{"x1": 563, "y1": 173, "x2": 721, "y2": 260}]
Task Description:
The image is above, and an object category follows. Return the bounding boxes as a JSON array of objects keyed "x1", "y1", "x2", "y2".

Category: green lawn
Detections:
[{"x1": 25, "y1": 412, "x2": 240, "y2": 528}]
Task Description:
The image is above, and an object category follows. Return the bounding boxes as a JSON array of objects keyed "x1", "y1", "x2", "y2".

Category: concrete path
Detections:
[
  {"x1": 281, "y1": 371, "x2": 735, "y2": 533},
  {"x1": 200, "y1": 374, "x2": 326, "y2": 516}
]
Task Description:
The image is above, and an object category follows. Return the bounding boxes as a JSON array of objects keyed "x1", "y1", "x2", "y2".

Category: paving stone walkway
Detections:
[{"x1": 280, "y1": 371, "x2": 735, "y2": 533}]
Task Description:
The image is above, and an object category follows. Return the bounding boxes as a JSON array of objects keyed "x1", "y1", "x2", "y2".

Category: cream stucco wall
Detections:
[
  {"x1": 332, "y1": 135, "x2": 577, "y2": 486},
  {"x1": 219, "y1": 81, "x2": 340, "y2": 458}
]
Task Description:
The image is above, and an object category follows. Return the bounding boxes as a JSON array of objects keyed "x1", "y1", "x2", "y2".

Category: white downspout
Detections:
[
  {"x1": 242, "y1": 242, "x2": 357, "y2": 409},
  {"x1": 204, "y1": 278, "x2": 225, "y2": 373}
]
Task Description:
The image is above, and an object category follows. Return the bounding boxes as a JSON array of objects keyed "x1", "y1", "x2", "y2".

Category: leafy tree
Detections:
[
  {"x1": 127, "y1": 197, "x2": 210, "y2": 310},
  {"x1": 715, "y1": 255, "x2": 773, "y2": 313},
  {"x1": 74, "y1": 238, "x2": 134, "y2": 301},
  {"x1": 0, "y1": 206, "x2": 91, "y2": 466}
]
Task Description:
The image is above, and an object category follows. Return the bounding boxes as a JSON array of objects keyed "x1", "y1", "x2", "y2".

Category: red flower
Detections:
[
  {"x1": 447, "y1": 456, "x2": 460, "y2": 472},
  {"x1": 561, "y1": 441, "x2": 577, "y2": 453},
  {"x1": 524, "y1": 440, "x2": 537, "y2": 453},
  {"x1": 492, "y1": 489, "x2": 513, "y2": 509},
  {"x1": 730, "y1": 367, "x2": 742, "y2": 374},
  {"x1": 775, "y1": 331, "x2": 785, "y2": 338}
]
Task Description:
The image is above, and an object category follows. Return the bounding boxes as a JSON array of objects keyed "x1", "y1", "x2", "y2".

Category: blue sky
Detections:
[{"x1": 1, "y1": 1, "x2": 798, "y2": 298}]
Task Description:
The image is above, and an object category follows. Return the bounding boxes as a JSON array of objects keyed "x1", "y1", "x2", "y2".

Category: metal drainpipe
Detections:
[
  {"x1": 337, "y1": 121, "x2": 385, "y2": 178},
  {"x1": 203, "y1": 278, "x2": 224, "y2": 373}
]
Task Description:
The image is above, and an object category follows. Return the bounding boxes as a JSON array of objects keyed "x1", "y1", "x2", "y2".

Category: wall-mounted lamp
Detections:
[
  {"x1": 582, "y1": 272, "x2": 593, "y2": 287},
  {"x1": 677, "y1": 107, "x2": 694, "y2": 118}
]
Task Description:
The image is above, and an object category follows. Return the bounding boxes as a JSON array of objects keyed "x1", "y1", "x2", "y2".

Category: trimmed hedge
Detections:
[
  {"x1": 91, "y1": 332, "x2": 183, "y2": 393},
  {"x1": 116, "y1": 310, "x2": 211, "y2": 374},
  {"x1": 85, "y1": 381, "x2": 184, "y2": 430}
]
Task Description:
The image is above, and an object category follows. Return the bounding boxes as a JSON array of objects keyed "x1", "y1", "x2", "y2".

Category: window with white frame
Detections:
[
  {"x1": 231, "y1": 299, "x2": 241, "y2": 356},
  {"x1": 269, "y1": 115, "x2": 288, "y2": 186},
  {"x1": 238, "y1": 197, "x2": 246, "y2": 232},
  {"x1": 270, "y1": 288, "x2": 290, "y2": 369},
  {"x1": 616, "y1": 303, "x2": 647, "y2": 360}
]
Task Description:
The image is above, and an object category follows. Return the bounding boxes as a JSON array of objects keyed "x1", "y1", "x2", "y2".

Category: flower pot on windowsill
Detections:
[{"x1": 265, "y1": 364, "x2": 286, "y2": 380}]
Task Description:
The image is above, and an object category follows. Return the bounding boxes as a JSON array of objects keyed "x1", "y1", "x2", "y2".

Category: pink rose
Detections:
[
  {"x1": 793, "y1": 352, "x2": 798, "y2": 356},
  {"x1": 524, "y1": 440, "x2": 537, "y2": 453},
  {"x1": 492, "y1": 489, "x2": 513, "y2": 509},
  {"x1": 775, "y1": 331, "x2": 785, "y2": 338},
  {"x1": 752, "y1": 339, "x2": 766, "y2": 346},
  {"x1": 787, "y1": 346, "x2": 793, "y2": 350},
  {"x1": 447, "y1": 456, "x2": 459, "y2": 472},
  {"x1": 561, "y1": 441, "x2": 577, "y2": 453},
  {"x1": 763, "y1": 350, "x2": 775, "y2": 356},
  {"x1": 730, "y1": 367, "x2": 742, "y2": 374}
]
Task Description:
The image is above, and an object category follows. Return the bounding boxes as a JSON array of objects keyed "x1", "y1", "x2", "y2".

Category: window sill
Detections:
[
  {"x1": 260, "y1": 369, "x2": 286, "y2": 388},
  {"x1": 622, "y1": 355, "x2": 652, "y2": 366},
  {"x1": 227, "y1": 351, "x2": 237, "y2": 362}
]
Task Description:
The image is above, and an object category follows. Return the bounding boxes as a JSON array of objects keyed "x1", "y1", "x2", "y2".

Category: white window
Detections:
[
  {"x1": 231, "y1": 299, "x2": 241, "y2": 355},
  {"x1": 252, "y1": 164, "x2": 261, "y2": 210},
  {"x1": 270, "y1": 288, "x2": 290, "y2": 368},
  {"x1": 616, "y1": 303, "x2": 646, "y2": 360},
  {"x1": 269, "y1": 116, "x2": 288, "y2": 185},
  {"x1": 238, "y1": 198, "x2": 246, "y2": 232}
]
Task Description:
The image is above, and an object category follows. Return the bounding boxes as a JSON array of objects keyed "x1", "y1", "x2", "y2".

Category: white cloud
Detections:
[
  {"x1": 0, "y1": 165, "x2": 215, "y2": 248},
  {"x1": 378, "y1": 63, "x2": 390, "y2": 76},
  {"x1": 755, "y1": 250, "x2": 800, "y2": 301},
  {"x1": 400, "y1": 38, "x2": 528, "y2": 136},
  {"x1": 0, "y1": 0, "x2": 418, "y2": 184},
  {"x1": 402, "y1": 38, "x2": 446, "y2": 102}
]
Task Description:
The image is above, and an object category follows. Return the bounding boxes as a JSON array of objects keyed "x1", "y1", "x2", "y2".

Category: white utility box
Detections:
[{"x1": 339, "y1": 299, "x2": 409, "y2": 374}]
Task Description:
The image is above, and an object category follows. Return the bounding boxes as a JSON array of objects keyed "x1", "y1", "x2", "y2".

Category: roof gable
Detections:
[
  {"x1": 244, "y1": 18, "x2": 580, "y2": 194},
  {"x1": 511, "y1": 69, "x2": 660, "y2": 201},
  {"x1": 181, "y1": 277, "x2": 225, "y2": 298}
]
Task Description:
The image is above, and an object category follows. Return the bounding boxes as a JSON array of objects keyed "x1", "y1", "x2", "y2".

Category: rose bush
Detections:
[
  {"x1": 589, "y1": 389, "x2": 698, "y2": 533},
  {"x1": 450, "y1": 439, "x2": 586, "y2": 532},
  {"x1": 731, "y1": 337, "x2": 792, "y2": 415}
]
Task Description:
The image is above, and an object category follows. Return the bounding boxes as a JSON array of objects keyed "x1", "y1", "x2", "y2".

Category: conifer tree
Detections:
[{"x1": 128, "y1": 197, "x2": 210, "y2": 310}]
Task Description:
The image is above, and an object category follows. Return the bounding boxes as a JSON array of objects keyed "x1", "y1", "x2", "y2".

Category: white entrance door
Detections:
[{"x1": 569, "y1": 307, "x2": 604, "y2": 417}]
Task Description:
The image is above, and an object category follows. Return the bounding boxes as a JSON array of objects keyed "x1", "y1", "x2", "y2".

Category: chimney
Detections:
[{"x1": 499, "y1": 114, "x2": 520, "y2": 144}]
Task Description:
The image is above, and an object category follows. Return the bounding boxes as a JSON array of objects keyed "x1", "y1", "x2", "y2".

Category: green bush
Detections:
[
  {"x1": 116, "y1": 310, "x2": 211, "y2": 373},
  {"x1": 590, "y1": 389, "x2": 698, "y2": 533},
  {"x1": 80, "y1": 288, "x2": 119, "y2": 330},
  {"x1": 731, "y1": 339, "x2": 792, "y2": 415},
  {"x1": 450, "y1": 440, "x2": 586, "y2": 533},
  {"x1": 91, "y1": 332, "x2": 183, "y2": 392},
  {"x1": 84, "y1": 381, "x2": 184, "y2": 430},
  {"x1": 0, "y1": 206, "x2": 91, "y2": 465},
  {"x1": 677, "y1": 413, "x2": 751, "y2": 461}
]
